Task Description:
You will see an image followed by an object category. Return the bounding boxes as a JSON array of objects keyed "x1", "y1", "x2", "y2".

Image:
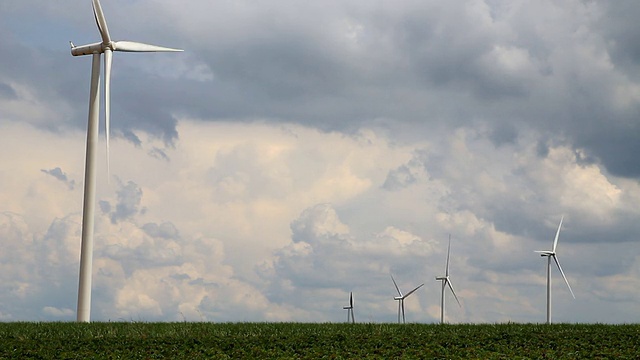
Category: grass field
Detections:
[{"x1": 1, "y1": 322, "x2": 638, "y2": 359}]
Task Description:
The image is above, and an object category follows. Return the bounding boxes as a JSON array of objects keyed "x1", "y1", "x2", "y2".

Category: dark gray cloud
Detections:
[
  {"x1": 109, "y1": 181, "x2": 144, "y2": 223},
  {"x1": 148, "y1": 147, "x2": 170, "y2": 162},
  {"x1": 0, "y1": 82, "x2": 16, "y2": 100},
  {"x1": 99, "y1": 200, "x2": 111, "y2": 214},
  {"x1": 181, "y1": 1, "x2": 640, "y2": 179},
  {"x1": 4, "y1": 1, "x2": 640, "y2": 180},
  {"x1": 142, "y1": 222, "x2": 180, "y2": 240},
  {"x1": 382, "y1": 164, "x2": 418, "y2": 191},
  {"x1": 41, "y1": 167, "x2": 75, "y2": 190},
  {"x1": 121, "y1": 130, "x2": 142, "y2": 147},
  {"x1": 382, "y1": 151, "x2": 430, "y2": 192},
  {"x1": 597, "y1": 1, "x2": 640, "y2": 79}
]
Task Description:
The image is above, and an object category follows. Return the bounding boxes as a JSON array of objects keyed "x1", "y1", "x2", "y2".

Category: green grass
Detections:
[{"x1": 0, "y1": 322, "x2": 638, "y2": 359}]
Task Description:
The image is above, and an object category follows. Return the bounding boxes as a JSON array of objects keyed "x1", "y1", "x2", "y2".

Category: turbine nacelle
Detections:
[
  {"x1": 70, "y1": 42, "x2": 104, "y2": 56},
  {"x1": 535, "y1": 250, "x2": 555, "y2": 257}
]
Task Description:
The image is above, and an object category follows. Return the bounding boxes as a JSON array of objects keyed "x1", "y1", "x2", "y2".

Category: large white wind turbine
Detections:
[
  {"x1": 534, "y1": 216, "x2": 575, "y2": 324},
  {"x1": 435, "y1": 235, "x2": 461, "y2": 324},
  {"x1": 391, "y1": 274, "x2": 424, "y2": 324},
  {"x1": 71, "y1": 0, "x2": 182, "y2": 322},
  {"x1": 343, "y1": 292, "x2": 355, "y2": 324}
]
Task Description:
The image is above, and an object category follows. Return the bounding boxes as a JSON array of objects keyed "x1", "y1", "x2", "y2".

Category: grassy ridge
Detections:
[{"x1": 1, "y1": 322, "x2": 638, "y2": 359}]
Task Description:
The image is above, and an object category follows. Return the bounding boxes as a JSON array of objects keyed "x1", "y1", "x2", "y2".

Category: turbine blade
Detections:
[
  {"x1": 113, "y1": 41, "x2": 183, "y2": 53},
  {"x1": 391, "y1": 274, "x2": 402, "y2": 297},
  {"x1": 447, "y1": 279, "x2": 462, "y2": 307},
  {"x1": 446, "y1": 235, "x2": 451, "y2": 277},
  {"x1": 401, "y1": 300, "x2": 405, "y2": 323},
  {"x1": 350, "y1": 292, "x2": 353, "y2": 308},
  {"x1": 104, "y1": 49, "x2": 112, "y2": 180},
  {"x1": 553, "y1": 255, "x2": 575, "y2": 299},
  {"x1": 404, "y1": 283, "x2": 424, "y2": 298},
  {"x1": 552, "y1": 216, "x2": 564, "y2": 252},
  {"x1": 92, "y1": 0, "x2": 111, "y2": 45}
]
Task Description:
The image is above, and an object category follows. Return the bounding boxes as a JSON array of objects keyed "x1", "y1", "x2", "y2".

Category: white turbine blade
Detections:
[
  {"x1": 553, "y1": 255, "x2": 575, "y2": 299},
  {"x1": 114, "y1": 41, "x2": 183, "y2": 53},
  {"x1": 446, "y1": 235, "x2": 451, "y2": 277},
  {"x1": 446, "y1": 279, "x2": 462, "y2": 307},
  {"x1": 401, "y1": 300, "x2": 405, "y2": 323},
  {"x1": 403, "y1": 283, "x2": 424, "y2": 298},
  {"x1": 92, "y1": 0, "x2": 111, "y2": 45},
  {"x1": 390, "y1": 274, "x2": 402, "y2": 297},
  {"x1": 552, "y1": 216, "x2": 564, "y2": 252},
  {"x1": 104, "y1": 49, "x2": 112, "y2": 179}
]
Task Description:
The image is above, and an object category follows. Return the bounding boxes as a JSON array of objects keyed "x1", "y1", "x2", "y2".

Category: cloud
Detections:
[
  {"x1": 41, "y1": 167, "x2": 75, "y2": 190},
  {"x1": 4, "y1": 0, "x2": 640, "y2": 179},
  {"x1": 42, "y1": 306, "x2": 74, "y2": 318},
  {"x1": 2, "y1": 0, "x2": 640, "y2": 323},
  {"x1": 261, "y1": 203, "x2": 504, "y2": 322},
  {"x1": 108, "y1": 180, "x2": 145, "y2": 224},
  {"x1": 0, "y1": 82, "x2": 17, "y2": 100},
  {"x1": 148, "y1": 147, "x2": 170, "y2": 162},
  {"x1": 2, "y1": 114, "x2": 640, "y2": 323}
]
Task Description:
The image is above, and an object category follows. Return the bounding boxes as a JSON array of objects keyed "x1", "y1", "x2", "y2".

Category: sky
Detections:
[{"x1": 0, "y1": 0, "x2": 639, "y2": 323}]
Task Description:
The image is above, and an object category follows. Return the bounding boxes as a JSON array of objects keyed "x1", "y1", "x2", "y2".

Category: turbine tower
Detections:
[
  {"x1": 435, "y1": 235, "x2": 461, "y2": 324},
  {"x1": 71, "y1": 0, "x2": 182, "y2": 322},
  {"x1": 534, "y1": 216, "x2": 575, "y2": 324},
  {"x1": 391, "y1": 274, "x2": 424, "y2": 324},
  {"x1": 343, "y1": 292, "x2": 355, "y2": 324}
]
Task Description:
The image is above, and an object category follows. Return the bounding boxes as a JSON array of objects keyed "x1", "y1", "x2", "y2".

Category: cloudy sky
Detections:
[{"x1": 1, "y1": 0, "x2": 639, "y2": 323}]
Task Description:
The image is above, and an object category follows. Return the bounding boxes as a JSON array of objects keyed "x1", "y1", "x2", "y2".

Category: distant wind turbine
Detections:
[
  {"x1": 343, "y1": 292, "x2": 355, "y2": 324},
  {"x1": 71, "y1": 0, "x2": 182, "y2": 322},
  {"x1": 435, "y1": 235, "x2": 461, "y2": 324},
  {"x1": 534, "y1": 216, "x2": 575, "y2": 324},
  {"x1": 391, "y1": 274, "x2": 424, "y2": 324}
]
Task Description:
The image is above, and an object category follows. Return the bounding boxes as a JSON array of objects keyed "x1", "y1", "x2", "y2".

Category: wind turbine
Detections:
[
  {"x1": 391, "y1": 274, "x2": 424, "y2": 324},
  {"x1": 343, "y1": 292, "x2": 355, "y2": 324},
  {"x1": 534, "y1": 216, "x2": 575, "y2": 324},
  {"x1": 435, "y1": 235, "x2": 461, "y2": 324},
  {"x1": 71, "y1": 0, "x2": 182, "y2": 322}
]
